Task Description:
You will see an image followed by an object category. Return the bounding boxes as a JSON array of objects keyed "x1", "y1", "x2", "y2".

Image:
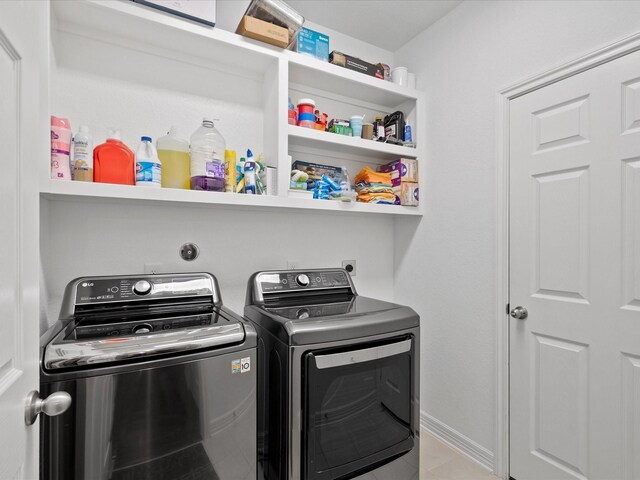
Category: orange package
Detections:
[{"x1": 354, "y1": 166, "x2": 392, "y2": 187}]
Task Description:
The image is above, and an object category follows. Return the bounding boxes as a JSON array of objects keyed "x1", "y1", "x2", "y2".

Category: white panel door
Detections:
[
  {"x1": 0, "y1": 2, "x2": 47, "y2": 479},
  {"x1": 510, "y1": 49, "x2": 640, "y2": 480}
]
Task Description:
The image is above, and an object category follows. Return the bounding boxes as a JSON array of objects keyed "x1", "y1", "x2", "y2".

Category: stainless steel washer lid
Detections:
[{"x1": 44, "y1": 322, "x2": 245, "y2": 370}]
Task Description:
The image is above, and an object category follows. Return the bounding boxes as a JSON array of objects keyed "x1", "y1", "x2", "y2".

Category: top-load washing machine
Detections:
[
  {"x1": 244, "y1": 268, "x2": 420, "y2": 480},
  {"x1": 40, "y1": 272, "x2": 257, "y2": 480}
]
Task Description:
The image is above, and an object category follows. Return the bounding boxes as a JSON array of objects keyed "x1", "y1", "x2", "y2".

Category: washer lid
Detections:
[{"x1": 43, "y1": 314, "x2": 245, "y2": 370}]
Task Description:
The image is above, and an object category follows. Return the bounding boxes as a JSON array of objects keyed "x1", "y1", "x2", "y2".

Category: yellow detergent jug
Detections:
[{"x1": 157, "y1": 126, "x2": 190, "y2": 189}]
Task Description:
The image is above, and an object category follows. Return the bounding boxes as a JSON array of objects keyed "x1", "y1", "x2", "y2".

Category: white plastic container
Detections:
[
  {"x1": 157, "y1": 127, "x2": 190, "y2": 189},
  {"x1": 71, "y1": 125, "x2": 93, "y2": 182},
  {"x1": 135, "y1": 136, "x2": 161, "y2": 187},
  {"x1": 190, "y1": 118, "x2": 226, "y2": 191},
  {"x1": 391, "y1": 66, "x2": 408, "y2": 86}
]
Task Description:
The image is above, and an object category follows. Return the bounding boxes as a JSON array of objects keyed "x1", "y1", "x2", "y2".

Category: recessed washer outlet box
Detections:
[{"x1": 342, "y1": 260, "x2": 356, "y2": 276}]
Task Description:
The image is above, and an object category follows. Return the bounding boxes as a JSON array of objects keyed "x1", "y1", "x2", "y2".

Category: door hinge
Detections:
[{"x1": 506, "y1": 303, "x2": 510, "y2": 315}]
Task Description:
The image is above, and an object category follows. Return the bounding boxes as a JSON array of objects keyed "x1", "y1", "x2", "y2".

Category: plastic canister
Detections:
[
  {"x1": 391, "y1": 66, "x2": 409, "y2": 86},
  {"x1": 288, "y1": 98, "x2": 297, "y2": 126},
  {"x1": 362, "y1": 123, "x2": 374, "y2": 140},
  {"x1": 157, "y1": 127, "x2": 190, "y2": 189},
  {"x1": 349, "y1": 115, "x2": 364, "y2": 138},
  {"x1": 135, "y1": 136, "x2": 161, "y2": 187},
  {"x1": 297, "y1": 98, "x2": 316, "y2": 128}
]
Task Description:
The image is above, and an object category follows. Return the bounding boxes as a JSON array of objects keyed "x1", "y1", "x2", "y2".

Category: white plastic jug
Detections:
[
  {"x1": 190, "y1": 118, "x2": 226, "y2": 191},
  {"x1": 135, "y1": 136, "x2": 161, "y2": 187}
]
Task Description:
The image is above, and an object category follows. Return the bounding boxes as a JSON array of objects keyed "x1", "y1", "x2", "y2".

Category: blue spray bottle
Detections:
[{"x1": 244, "y1": 149, "x2": 256, "y2": 195}]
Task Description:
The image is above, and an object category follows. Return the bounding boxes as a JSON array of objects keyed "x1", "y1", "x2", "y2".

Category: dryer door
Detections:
[{"x1": 302, "y1": 336, "x2": 415, "y2": 480}]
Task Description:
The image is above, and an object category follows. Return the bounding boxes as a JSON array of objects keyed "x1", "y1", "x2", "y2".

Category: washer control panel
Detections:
[
  {"x1": 74, "y1": 274, "x2": 214, "y2": 305},
  {"x1": 257, "y1": 270, "x2": 352, "y2": 295}
]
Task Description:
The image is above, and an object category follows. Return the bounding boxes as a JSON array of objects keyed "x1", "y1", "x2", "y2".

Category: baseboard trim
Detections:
[{"x1": 420, "y1": 410, "x2": 495, "y2": 473}]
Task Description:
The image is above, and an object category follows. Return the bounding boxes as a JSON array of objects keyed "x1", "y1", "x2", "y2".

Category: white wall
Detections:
[
  {"x1": 393, "y1": 0, "x2": 640, "y2": 463},
  {"x1": 41, "y1": 199, "x2": 395, "y2": 327}
]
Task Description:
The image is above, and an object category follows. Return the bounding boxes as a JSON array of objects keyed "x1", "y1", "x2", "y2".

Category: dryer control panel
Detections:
[{"x1": 255, "y1": 269, "x2": 353, "y2": 296}]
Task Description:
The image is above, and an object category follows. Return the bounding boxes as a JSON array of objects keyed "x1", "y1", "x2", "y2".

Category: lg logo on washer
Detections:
[{"x1": 231, "y1": 357, "x2": 251, "y2": 374}]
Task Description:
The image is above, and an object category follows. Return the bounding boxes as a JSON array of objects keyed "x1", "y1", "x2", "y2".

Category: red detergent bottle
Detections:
[{"x1": 93, "y1": 129, "x2": 135, "y2": 185}]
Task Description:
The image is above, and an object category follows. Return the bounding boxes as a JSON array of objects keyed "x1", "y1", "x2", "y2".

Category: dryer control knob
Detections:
[
  {"x1": 133, "y1": 280, "x2": 152, "y2": 295},
  {"x1": 296, "y1": 274, "x2": 310, "y2": 287}
]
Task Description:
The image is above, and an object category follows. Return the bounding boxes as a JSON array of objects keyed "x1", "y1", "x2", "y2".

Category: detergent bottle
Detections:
[
  {"x1": 93, "y1": 129, "x2": 135, "y2": 185},
  {"x1": 157, "y1": 126, "x2": 190, "y2": 189},
  {"x1": 190, "y1": 118, "x2": 226, "y2": 191},
  {"x1": 135, "y1": 136, "x2": 161, "y2": 187}
]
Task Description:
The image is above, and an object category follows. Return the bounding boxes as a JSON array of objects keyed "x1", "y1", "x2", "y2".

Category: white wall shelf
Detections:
[
  {"x1": 46, "y1": 0, "x2": 423, "y2": 218},
  {"x1": 288, "y1": 125, "x2": 418, "y2": 160},
  {"x1": 41, "y1": 180, "x2": 422, "y2": 216},
  {"x1": 286, "y1": 51, "x2": 422, "y2": 109},
  {"x1": 52, "y1": 0, "x2": 280, "y2": 79}
]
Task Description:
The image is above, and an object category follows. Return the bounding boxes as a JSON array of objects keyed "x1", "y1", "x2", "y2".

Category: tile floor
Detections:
[{"x1": 420, "y1": 430, "x2": 502, "y2": 480}]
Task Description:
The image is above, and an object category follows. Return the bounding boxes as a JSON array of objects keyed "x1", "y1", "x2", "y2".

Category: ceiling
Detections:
[{"x1": 285, "y1": 1, "x2": 463, "y2": 51}]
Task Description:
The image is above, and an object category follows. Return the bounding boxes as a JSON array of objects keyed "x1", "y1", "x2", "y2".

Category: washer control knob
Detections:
[
  {"x1": 132, "y1": 324, "x2": 153, "y2": 334},
  {"x1": 296, "y1": 274, "x2": 310, "y2": 287},
  {"x1": 133, "y1": 280, "x2": 152, "y2": 295}
]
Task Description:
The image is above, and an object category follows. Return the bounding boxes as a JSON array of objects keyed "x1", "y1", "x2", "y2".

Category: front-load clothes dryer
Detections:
[
  {"x1": 244, "y1": 269, "x2": 420, "y2": 480},
  {"x1": 40, "y1": 273, "x2": 257, "y2": 480}
]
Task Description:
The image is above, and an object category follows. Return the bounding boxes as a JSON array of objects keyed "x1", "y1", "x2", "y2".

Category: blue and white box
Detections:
[{"x1": 294, "y1": 27, "x2": 329, "y2": 62}]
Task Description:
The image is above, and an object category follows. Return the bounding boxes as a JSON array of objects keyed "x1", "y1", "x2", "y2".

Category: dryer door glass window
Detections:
[{"x1": 303, "y1": 336, "x2": 414, "y2": 480}]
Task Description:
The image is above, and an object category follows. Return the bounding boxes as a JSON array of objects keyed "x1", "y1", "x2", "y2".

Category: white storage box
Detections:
[{"x1": 132, "y1": 0, "x2": 216, "y2": 27}]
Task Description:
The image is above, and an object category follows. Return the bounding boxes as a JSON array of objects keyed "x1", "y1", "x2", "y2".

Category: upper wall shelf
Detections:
[
  {"x1": 288, "y1": 125, "x2": 418, "y2": 160},
  {"x1": 41, "y1": 180, "x2": 422, "y2": 217},
  {"x1": 52, "y1": 0, "x2": 280, "y2": 79},
  {"x1": 286, "y1": 51, "x2": 423, "y2": 109}
]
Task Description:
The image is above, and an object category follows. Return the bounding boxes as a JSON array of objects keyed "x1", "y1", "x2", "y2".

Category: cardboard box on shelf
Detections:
[
  {"x1": 329, "y1": 51, "x2": 384, "y2": 79},
  {"x1": 378, "y1": 158, "x2": 418, "y2": 187},
  {"x1": 236, "y1": 15, "x2": 289, "y2": 48},
  {"x1": 292, "y1": 27, "x2": 329, "y2": 62},
  {"x1": 393, "y1": 182, "x2": 419, "y2": 206}
]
